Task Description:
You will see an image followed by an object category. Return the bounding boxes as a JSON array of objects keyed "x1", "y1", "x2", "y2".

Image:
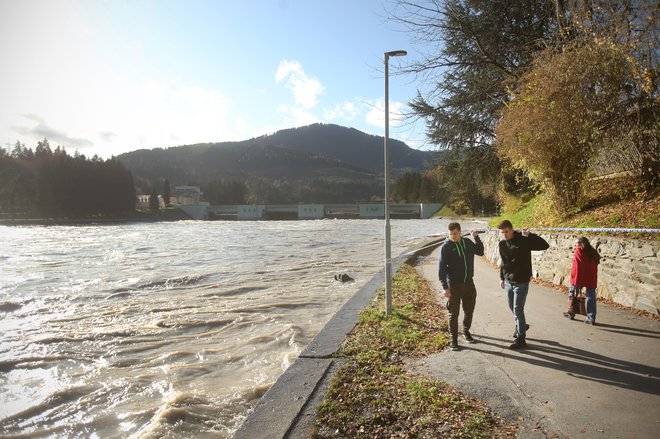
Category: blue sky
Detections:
[{"x1": 1, "y1": 0, "x2": 431, "y2": 159}]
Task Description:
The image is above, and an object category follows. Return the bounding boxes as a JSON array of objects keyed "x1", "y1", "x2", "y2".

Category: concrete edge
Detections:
[{"x1": 231, "y1": 236, "x2": 446, "y2": 439}]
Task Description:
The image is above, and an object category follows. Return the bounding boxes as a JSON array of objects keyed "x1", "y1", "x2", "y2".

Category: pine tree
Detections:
[{"x1": 149, "y1": 188, "x2": 159, "y2": 211}]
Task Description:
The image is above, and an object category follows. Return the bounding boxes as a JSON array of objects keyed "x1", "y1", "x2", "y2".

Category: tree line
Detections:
[
  {"x1": 391, "y1": 0, "x2": 657, "y2": 214},
  {"x1": 0, "y1": 139, "x2": 136, "y2": 218}
]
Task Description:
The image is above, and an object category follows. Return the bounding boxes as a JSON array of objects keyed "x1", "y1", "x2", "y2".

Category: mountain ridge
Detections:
[{"x1": 117, "y1": 123, "x2": 437, "y2": 203}]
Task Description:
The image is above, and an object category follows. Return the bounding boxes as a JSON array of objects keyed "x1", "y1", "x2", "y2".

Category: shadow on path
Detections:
[{"x1": 463, "y1": 335, "x2": 660, "y2": 396}]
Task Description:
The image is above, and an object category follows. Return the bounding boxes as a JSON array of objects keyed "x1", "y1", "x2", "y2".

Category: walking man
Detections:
[
  {"x1": 498, "y1": 220, "x2": 549, "y2": 349},
  {"x1": 439, "y1": 222, "x2": 484, "y2": 351}
]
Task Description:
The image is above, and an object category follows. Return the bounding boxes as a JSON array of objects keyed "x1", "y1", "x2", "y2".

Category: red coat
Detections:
[{"x1": 570, "y1": 246, "x2": 598, "y2": 288}]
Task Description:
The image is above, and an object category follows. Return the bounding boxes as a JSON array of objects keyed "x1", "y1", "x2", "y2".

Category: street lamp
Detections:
[{"x1": 384, "y1": 49, "x2": 406, "y2": 316}]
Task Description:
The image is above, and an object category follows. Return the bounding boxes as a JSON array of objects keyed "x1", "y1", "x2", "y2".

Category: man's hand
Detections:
[
  {"x1": 470, "y1": 230, "x2": 479, "y2": 238},
  {"x1": 522, "y1": 228, "x2": 530, "y2": 237},
  {"x1": 443, "y1": 289, "x2": 451, "y2": 298},
  {"x1": 500, "y1": 280, "x2": 505, "y2": 289}
]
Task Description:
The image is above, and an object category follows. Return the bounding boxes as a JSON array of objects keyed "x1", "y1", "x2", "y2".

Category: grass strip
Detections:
[{"x1": 313, "y1": 263, "x2": 518, "y2": 438}]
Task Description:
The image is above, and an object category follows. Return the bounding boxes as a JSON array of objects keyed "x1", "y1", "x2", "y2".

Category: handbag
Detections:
[{"x1": 569, "y1": 288, "x2": 587, "y2": 316}]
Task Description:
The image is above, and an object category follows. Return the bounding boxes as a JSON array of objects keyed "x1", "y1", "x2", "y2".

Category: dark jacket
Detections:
[
  {"x1": 438, "y1": 236, "x2": 484, "y2": 290},
  {"x1": 499, "y1": 231, "x2": 549, "y2": 283}
]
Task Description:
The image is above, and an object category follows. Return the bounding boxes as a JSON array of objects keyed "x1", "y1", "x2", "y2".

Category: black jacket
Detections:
[
  {"x1": 438, "y1": 236, "x2": 484, "y2": 289},
  {"x1": 499, "y1": 231, "x2": 549, "y2": 283}
]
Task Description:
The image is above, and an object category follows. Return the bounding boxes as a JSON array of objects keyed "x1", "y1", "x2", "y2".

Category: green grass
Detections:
[
  {"x1": 434, "y1": 204, "x2": 460, "y2": 218},
  {"x1": 488, "y1": 194, "x2": 554, "y2": 228},
  {"x1": 489, "y1": 176, "x2": 659, "y2": 232},
  {"x1": 313, "y1": 264, "x2": 517, "y2": 438}
]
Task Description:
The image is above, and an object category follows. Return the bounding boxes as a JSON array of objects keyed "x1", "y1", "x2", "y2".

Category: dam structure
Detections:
[{"x1": 174, "y1": 187, "x2": 442, "y2": 220}]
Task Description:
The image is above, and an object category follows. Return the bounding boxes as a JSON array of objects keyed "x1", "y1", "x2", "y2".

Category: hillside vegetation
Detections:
[{"x1": 490, "y1": 175, "x2": 659, "y2": 231}]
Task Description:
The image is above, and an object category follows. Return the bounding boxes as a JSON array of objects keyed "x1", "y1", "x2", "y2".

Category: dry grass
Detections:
[{"x1": 313, "y1": 264, "x2": 518, "y2": 438}]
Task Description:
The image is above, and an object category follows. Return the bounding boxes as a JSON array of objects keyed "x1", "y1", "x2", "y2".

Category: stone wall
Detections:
[{"x1": 480, "y1": 230, "x2": 659, "y2": 314}]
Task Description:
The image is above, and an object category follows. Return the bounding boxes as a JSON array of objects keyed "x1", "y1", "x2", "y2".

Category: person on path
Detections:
[
  {"x1": 563, "y1": 236, "x2": 600, "y2": 325},
  {"x1": 497, "y1": 220, "x2": 549, "y2": 350},
  {"x1": 438, "y1": 222, "x2": 484, "y2": 351}
]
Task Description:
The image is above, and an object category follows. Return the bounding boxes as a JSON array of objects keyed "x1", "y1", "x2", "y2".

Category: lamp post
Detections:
[{"x1": 384, "y1": 49, "x2": 406, "y2": 316}]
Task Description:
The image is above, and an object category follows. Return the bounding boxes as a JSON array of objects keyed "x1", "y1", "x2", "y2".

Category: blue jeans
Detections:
[
  {"x1": 505, "y1": 281, "x2": 529, "y2": 339},
  {"x1": 569, "y1": 285, "x2": 597, "y2": 322}
]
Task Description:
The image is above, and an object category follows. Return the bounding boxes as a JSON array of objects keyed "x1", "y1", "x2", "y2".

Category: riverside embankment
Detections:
[
  {"x1": 233, "y1": 226, "x2": 659, "y2": 438},
  {"x1": 231, "y1": 234, "x2": 450, "y2": 439}
]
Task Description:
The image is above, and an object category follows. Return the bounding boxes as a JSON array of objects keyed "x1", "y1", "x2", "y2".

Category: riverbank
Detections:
[
  {"x1": 311, "y1": 247, "x2": 660, "y2": 438},
  {"x1": 231, "y1": 236, "x2": 449, "y2": 439},
  {"x1": 312, "y1": 263, "x2": 518, "y2": 438},
  {"x1": 232, "y1": 225, "x2": 659, "y2": 438}
]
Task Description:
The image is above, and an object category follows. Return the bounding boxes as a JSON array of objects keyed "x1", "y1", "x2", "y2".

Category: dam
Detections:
[{"x1": 173, "y1": 186, "x2": 442, "y2": 220}]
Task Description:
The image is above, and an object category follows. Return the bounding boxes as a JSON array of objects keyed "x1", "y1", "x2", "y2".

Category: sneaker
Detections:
[
  {"x1": 563, "y1": 312, "x2": 575, "y2": 320},
  {"x1": 509, "y1": 338, "x2": 527, "y2": 350},
  {"x1": 513, "y1": 324, "x2": 530, "y2": 338},
  {"x1": 584, "y1": 319, "x2": 596, "y2": 325},
  {"x1": 463, "y1": 330, "x2": 475, "y2": 343},
  {"x1": 450, "y1": 340, "x2": 459, "y2": 351}
]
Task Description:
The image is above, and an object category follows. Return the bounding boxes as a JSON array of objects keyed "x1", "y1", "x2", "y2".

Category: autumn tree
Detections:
[
  {"x1": 496, "y1": 41, "x2": 631, "y2": 211},
  {"x1": 561, "y1": 0, "x2": 658, "y2": 192}
]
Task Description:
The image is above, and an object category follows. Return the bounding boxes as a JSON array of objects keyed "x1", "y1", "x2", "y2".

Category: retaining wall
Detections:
[{"x1": 480, "y1": 230, "x2": 659, "y2": 314}]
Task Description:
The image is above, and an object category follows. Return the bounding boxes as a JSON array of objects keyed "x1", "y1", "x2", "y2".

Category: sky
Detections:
[{"x1": 0, "y1": 0, "x2": 432, "y2": 159}]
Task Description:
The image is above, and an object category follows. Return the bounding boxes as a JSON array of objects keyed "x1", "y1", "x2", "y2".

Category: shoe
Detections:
[
  {"x1": 463, "y1": 330, "x2": 475, "y2": 343},
  {"x1": 563, "y1": 312, "x2": 575, "y2": 320},
  {"x1": 513, "y1": 324, "x2": 530, "y2": 338},
  {"x1": 584, "y1": 319, "x2": 596, "y2": 325},
  {"x1": 509, "y1": 338, "x2": 527, "y2": 350},
  {"x1": 450, "y1": 340, "x2": 459, "y2": 351}
]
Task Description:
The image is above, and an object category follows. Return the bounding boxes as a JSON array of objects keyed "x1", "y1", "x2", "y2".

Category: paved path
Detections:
[{"x1": 412, "y1": 249, "x2": 660, "y2": 439}]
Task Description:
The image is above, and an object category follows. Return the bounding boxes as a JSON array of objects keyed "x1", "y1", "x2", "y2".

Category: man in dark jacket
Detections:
[
  {"x1": 498, "y1": 220, "x2": 549, "y2": 350},
  {"x1": 438, "y1": 222, "x2": 484, "y2": 351}
]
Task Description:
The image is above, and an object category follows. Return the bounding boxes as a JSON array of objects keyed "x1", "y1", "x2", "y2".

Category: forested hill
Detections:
[
  {"x1": 250, "y1": 124, "x2": 432, "y2": 174},
  {"x1": 117, "y1": 123, "x2": 435, "y2": 185}
]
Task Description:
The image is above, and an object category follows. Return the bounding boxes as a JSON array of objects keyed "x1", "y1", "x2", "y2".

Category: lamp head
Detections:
[{"x1": 385, "y1": 50, "x2": 407, "y2": 57}]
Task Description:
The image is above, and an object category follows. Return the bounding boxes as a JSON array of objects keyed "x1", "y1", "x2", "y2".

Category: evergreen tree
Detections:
[
  {"x1": 389, "y1": 0, "x2": 557, "y2": 210},
  {"x1": 1, "y1": 140, "x2": 137, "y2": 218},
  {"x1": 35, "y1": 138, "x2": 53, "y2": 160},
  {"x1": 149, "y1": 188, "x2": 159, "y2": 211}
]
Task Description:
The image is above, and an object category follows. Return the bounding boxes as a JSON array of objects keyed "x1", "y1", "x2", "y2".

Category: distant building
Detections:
[
  {"x1": 136, "y1": 194, "x2": 166, "y2": 209},
  {"x1": 173, "y1": 186, "x2": 209, "y2": 219},
  {"x1": 175, "y1": 186, "x2": 204, "y2": 205}
]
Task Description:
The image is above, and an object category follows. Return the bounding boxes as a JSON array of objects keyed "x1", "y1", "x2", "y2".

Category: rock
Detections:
[{"x1": 334, "y1": 273, "x2": 354, "y2": 283}]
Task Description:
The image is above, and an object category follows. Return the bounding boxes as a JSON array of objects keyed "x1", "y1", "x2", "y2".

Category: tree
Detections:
[
  {"x1": 496, "y1": 41, "x2": 631, "y2": 211},
  {"x1": 388, "y1": 0, "x2": 558, "y2": 210},
  {"x1": 149, "y1": 188, "x2": 159, "y2": 211},
  {"x1": 562, "y1": 0, "x2": 658, "y2": 192},
  {"x1": 163, "y1": 178, "x2": 171, "y2": 206},
  {"x1": 11, "y1": 141, "x2": 33, "y2": 160},
  {"x1": 35, "y1": 138, "x2": 53, "y2": 160}
]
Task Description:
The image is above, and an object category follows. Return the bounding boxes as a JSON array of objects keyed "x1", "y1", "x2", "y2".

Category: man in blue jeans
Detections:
[{"x1": 498, "y1": 220, "x2": 549, "y2": 349}]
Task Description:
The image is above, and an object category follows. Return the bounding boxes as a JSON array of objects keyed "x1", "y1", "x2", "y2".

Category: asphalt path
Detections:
[{"x1": 411, "y1": 249, "x2": 660, "y2": 439}]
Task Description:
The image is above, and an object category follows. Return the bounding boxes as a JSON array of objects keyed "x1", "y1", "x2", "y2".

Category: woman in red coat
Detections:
[{"x1": 563, "y1": 237, "x2": 600, "y2": 324}]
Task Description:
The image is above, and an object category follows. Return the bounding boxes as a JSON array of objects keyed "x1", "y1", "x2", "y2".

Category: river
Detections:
[{"x1": 0, "y1": 219, "x2": 483, "y2": 438}]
